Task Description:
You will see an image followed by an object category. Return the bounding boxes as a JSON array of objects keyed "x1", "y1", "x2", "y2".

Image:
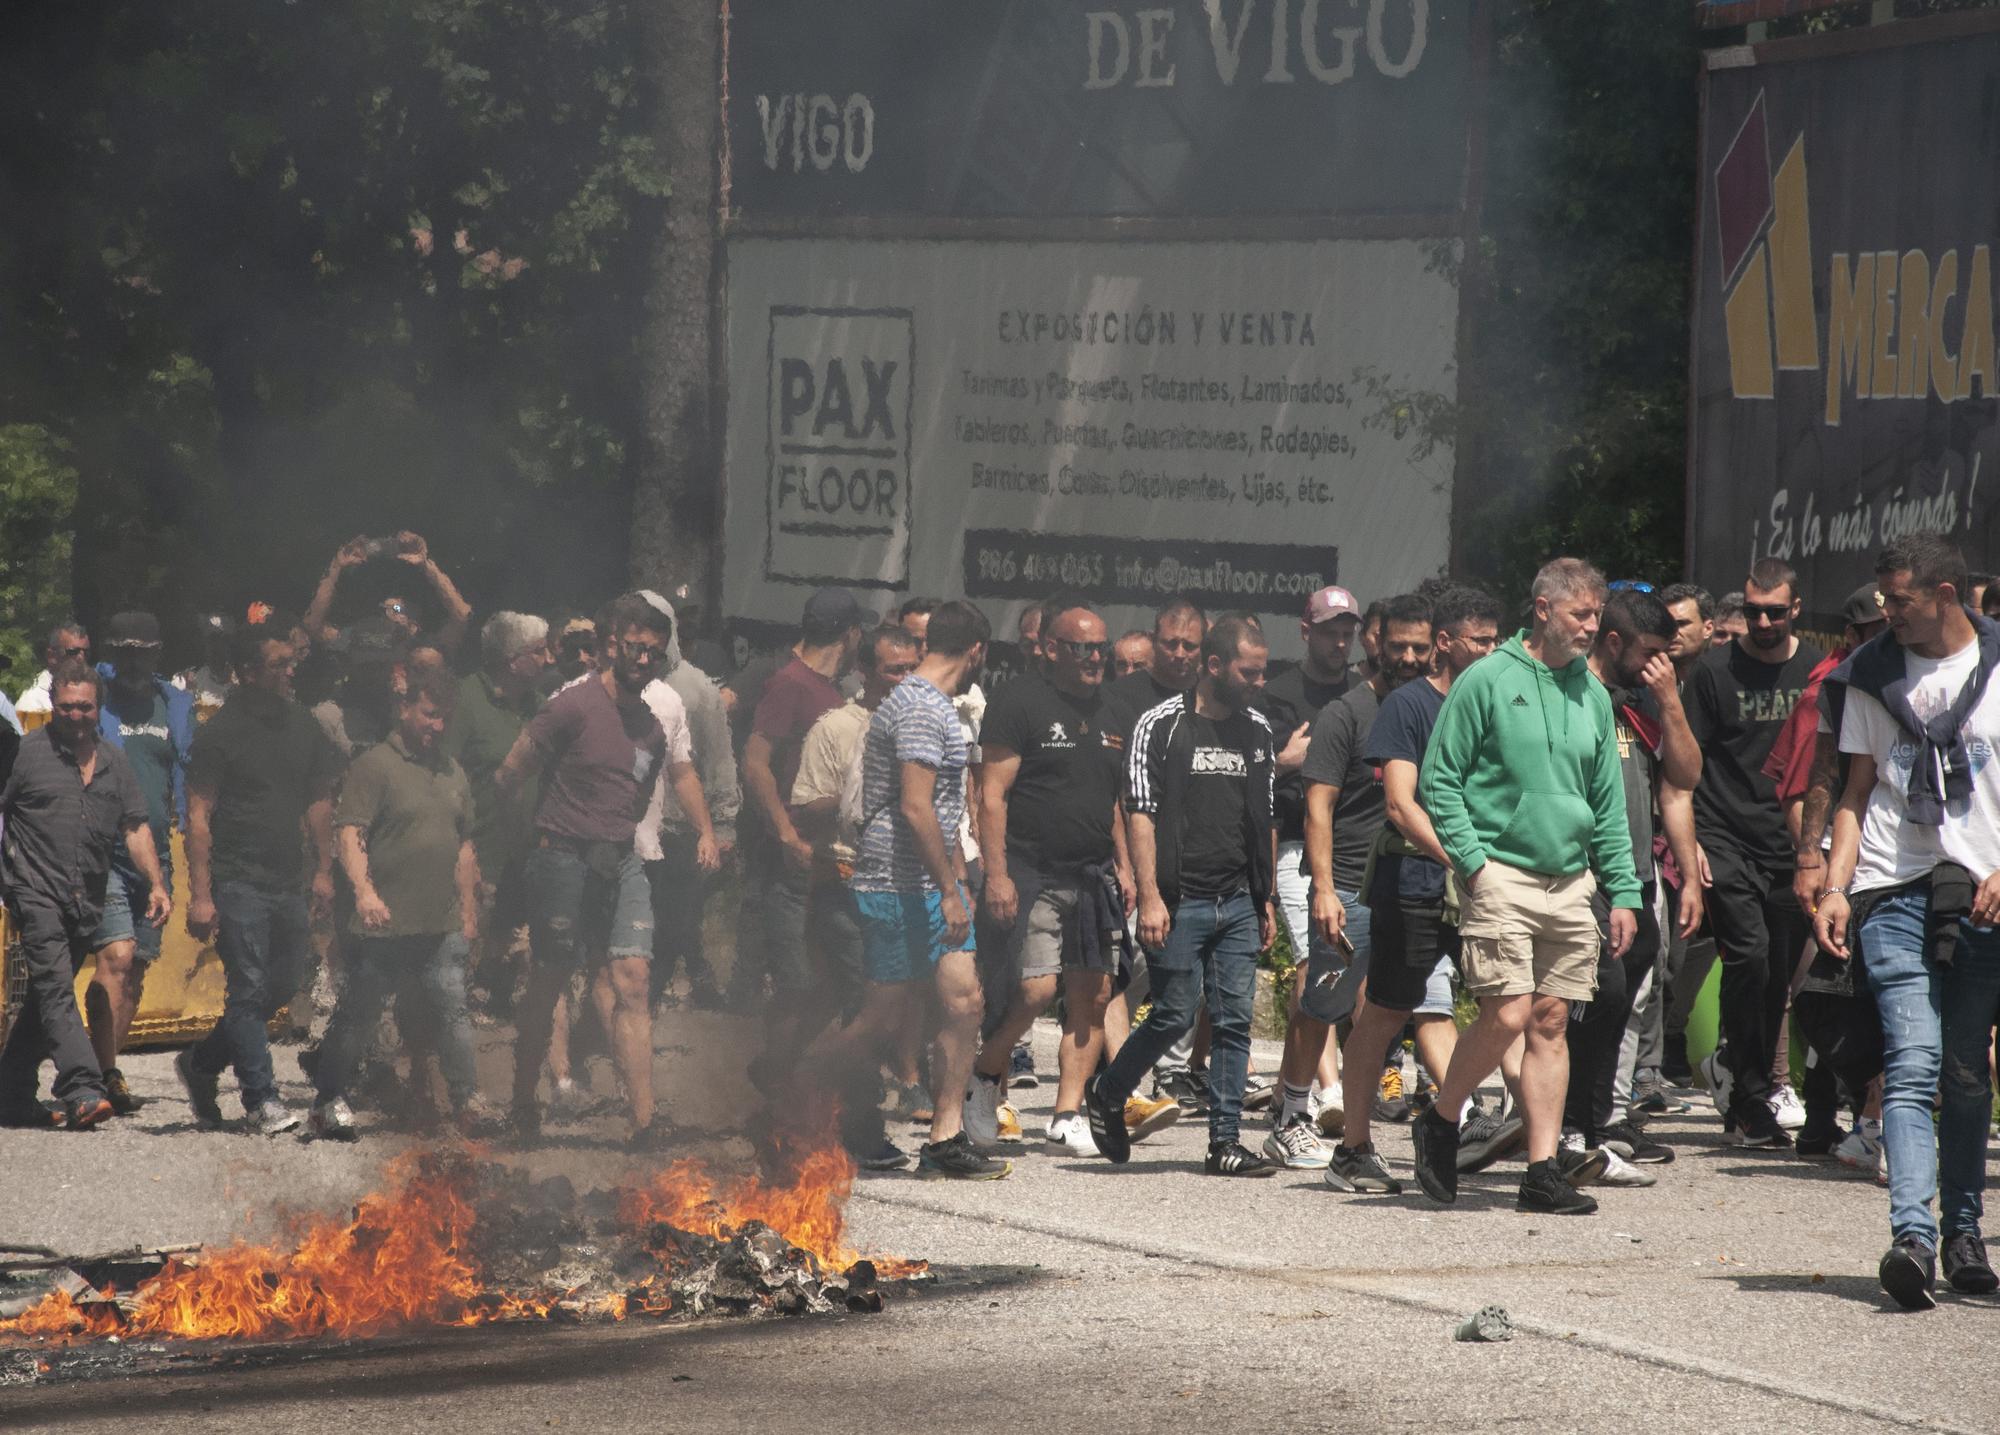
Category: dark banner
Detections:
[
  {"x1": 1694, "y1": 0, "x2": 1846, "y2": 29},
  {"x1": 1689, "y1": 22, "x2": 2000, "y2": 621},
  {"x1": 725, "y1": 0, "x2": 1472, "y2": 222}
]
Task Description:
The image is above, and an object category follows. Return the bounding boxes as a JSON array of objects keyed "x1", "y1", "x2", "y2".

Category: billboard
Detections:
[
  {"x1": 725, "y1": 0, "x2": 1473, "y2": 222},
  {"x1": 723, "y1": 238, "x2": 1460, "y2": 652},
  {"x1": 1689, "y1": 18, "x2": 2000, "y2": 619}
]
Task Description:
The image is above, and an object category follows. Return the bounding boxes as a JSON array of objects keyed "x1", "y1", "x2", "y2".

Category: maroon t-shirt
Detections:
[
  {"x1": 749, "y1": 657, "x2": 842, "y2": 830},
  {"x1": 525, "y1": 676, "x2": 666, "y2": 844}
]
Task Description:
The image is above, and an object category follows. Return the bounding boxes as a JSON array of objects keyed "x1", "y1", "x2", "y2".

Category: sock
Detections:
[
  {"x1": 1280, "y1": 1081, "x2": 1312, "y2": 1125},
  {"x1": 1455, "y1": 1097, "x2": 1474, "y2": 1128}
]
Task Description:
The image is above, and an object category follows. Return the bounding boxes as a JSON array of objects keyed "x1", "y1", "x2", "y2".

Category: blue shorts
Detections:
[
  {"x1": 86, "y1": 868, "x2": 164, "y2": 965},
  {"x1": 526, "y1": 840, "x2": 654, "y2": 969},
  {"x1": 855, "y1": 883, "x2": 974, "y2": 985}
]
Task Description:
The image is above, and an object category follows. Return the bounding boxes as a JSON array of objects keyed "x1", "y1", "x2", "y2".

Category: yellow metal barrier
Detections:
[{"x1": 72, "y1": 832, "x2": 232, "y2": 1048}]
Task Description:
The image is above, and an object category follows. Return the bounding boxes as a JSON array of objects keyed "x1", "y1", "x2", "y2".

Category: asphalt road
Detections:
[{"x1": 3, "y1": 1015, "x2": 1999, "y2": 1433}]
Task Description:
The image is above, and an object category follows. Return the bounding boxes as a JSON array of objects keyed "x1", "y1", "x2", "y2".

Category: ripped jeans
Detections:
[
  {"x1": 525, "y1": 839, "x2": 654, "y2": 969},
  {"x1": 1859, "y1": 886, "x2": 2000, "y2": 1249}
]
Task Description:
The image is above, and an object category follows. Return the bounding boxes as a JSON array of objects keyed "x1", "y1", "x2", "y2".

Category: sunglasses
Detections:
[
  {"x1": 1608, "y1": 579, "x2": 1654, "y2": 594},
  {"x1": 1053, "y1": 639, "x2": 1110, "y2": 660},
  {"x1": 1744, "y1": 603, "x2": 1792, "y2": 622}
]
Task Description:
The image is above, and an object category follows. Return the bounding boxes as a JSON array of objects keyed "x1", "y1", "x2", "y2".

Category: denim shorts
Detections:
[
  {"x1": 85, "y1": 868, "x2": 164, "y2": 965},
  {"x1": 526, "y1": 840, "x2": 653, "y2": 969},
  {"x1": 855, "y1": 883, "x2": 974, "y2": 984}
]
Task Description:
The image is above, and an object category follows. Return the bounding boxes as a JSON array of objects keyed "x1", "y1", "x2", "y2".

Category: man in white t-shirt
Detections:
[{"x1": 1816, "y1": 531, "x2": 2000, "y2": 1311}]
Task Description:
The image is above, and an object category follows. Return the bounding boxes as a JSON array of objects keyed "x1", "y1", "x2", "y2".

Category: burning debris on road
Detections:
[{"x1": 0, "y1": 1144, "x2": 926, "y2": 1379}]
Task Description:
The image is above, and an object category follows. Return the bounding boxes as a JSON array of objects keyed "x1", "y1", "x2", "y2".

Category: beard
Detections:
[{"x1": 1747, "y1": 624, "x2": 1787, "y2": 650}]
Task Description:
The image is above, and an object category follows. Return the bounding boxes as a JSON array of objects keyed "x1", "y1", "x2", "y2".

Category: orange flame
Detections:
[{"x1": 1, "y1": 1143, "x2": 921, "y2": 1347}]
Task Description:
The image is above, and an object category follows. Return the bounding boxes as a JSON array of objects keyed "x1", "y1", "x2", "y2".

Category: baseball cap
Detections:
[
  {"x1": 104, "y1": 612, "x2": 163, "y2": 648},
  {"x1": 1305, "y1": 586, "x2": 1360, "y2": 625},
  {"x1": 802, "y1": 586, "x2": 866, "y2": 629},
  {"x1": 1842, "y1": 582, "x2": 1884, "y2": 626}
]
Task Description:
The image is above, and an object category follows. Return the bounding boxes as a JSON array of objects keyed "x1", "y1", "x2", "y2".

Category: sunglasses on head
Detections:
[{"x1": 1608, "y1": 579, "x2": 1655, "y2": 594}]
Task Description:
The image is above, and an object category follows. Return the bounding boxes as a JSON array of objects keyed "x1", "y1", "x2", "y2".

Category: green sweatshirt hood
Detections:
[{"x1": 1416, "y1": 633, "x2": 1642, "y2": 908}]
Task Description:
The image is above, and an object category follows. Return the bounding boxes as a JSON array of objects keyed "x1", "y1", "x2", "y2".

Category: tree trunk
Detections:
[{"x1": 631, "y1": 0, "x2": 723, "y2": 609}]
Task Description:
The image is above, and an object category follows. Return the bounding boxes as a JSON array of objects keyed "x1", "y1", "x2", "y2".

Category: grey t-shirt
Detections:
[
  {"x1": 1, "y1": 728, "x2": 148, "y2": 913},
  {"x1": 1608, "y1": 685, "x2": 1661, "y2": 886},
  {"x1": 1300, "y1": 681, "x2": 1385, "y2": 893}
]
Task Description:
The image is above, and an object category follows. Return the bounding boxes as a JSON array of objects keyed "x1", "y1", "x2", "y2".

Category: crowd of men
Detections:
[{"x1": 3, "y1": 527, "x2": 2000, "y2": 1311}]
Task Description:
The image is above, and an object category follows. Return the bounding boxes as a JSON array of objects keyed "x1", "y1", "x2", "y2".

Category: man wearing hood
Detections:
[{"x1": 1409, "y1": 557, "x2": 1641, "y2": 1215}]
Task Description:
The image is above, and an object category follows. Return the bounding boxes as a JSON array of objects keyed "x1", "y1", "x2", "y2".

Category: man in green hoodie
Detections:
[{"x1": 1408, "y1": 557, "x2": 1642, "y2": 1215}]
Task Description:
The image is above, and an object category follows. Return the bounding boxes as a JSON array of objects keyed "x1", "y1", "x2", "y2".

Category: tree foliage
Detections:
[{"x1": 0, "y1": 1, "x2": 670, "y2": 649}]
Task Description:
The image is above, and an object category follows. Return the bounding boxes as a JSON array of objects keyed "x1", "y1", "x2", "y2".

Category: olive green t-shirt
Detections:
[{"x1": 335, "y1": 733, "x2": 473, "y2": 937}]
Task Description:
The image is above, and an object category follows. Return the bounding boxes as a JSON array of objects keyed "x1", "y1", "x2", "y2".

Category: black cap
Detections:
[
  {"x1": 802, "y1": 586, "x2": 866, "y2": 630},
  {"x1": 104, "y1": 612, "x2": 162, "y2": 649},
  {"x1": 1842, "y1": 583, "x2": 1884, "y2": 627}
]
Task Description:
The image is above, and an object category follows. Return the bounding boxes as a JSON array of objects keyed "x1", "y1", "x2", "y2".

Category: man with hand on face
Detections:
[
  {"x1": 0, "y1": 661, "x2": 169, "y2": 1129},
  {"x1": 1816, "y1": 533, "x2": 2000, "y2": 1308},
  {"x1": 1684, "y1": 558, "x2": 1823, "y2": 1148},
  {"x1": 1338, "y1": 587, "x2": 1510, "y2": 1182},
  {"x1": 310, "y1": 672, "x2": 490, "y2": 1141},
  {"x1": 83, "y1": 612, "x2": 195, "y2": 1115},
  {"x1": 1085, "y1": 616, "x2": 1281, "y2": 1178},
  {"x1": 966, "y1": 603, "x2": 1149, "y2": 1159},
  {"x1": 1310, "y1": 593, "x2": 1435, "y2": 1192},
  {"x1": 178, "y1": 616, "x2": 342, "y2": 1136},
  {"x1": 1566, "y1": 590, "x2": 1703, "y2": 1180},
  {"x1": 496, "y1": 595, "x2": 683, "y2": 1149},
  {"x1": 1409, "y1": 559, "x2": 1642, "y2": 1216}
]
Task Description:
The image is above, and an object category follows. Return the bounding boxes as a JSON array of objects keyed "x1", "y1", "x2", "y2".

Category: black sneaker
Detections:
[
  {"x1": 1879, "y1": 1239, "x2": 1938, "y2": 1310},
  {"x1": 1204, "y1": 1140, "x2": 1277, "y2": 1177},
  {"x1": 854, "y1": 1137, "x2": 911, "y2": 1172},
  {"x1": 1008, "y1": 1043, "x2": 1039, "y2": 1089},
  {"x1": 1409, "y1": 1105, "x2": 1460, "y2": 1203},
  {"x1": 1943, "y1": 1233, "x2": 2000, "y2": 1294},
  {"x1": 1325, "y1": 1143, "x2": 1403, "y2": 1193},
  {"x1": 175, "y1": 1049, "x2": 224, "y2": 1128},
  {"x1": 1156, "y1": 1068, "x2": 1209, "y2": 1114},
  {"x1": 1084, "y1": 1075, "x2": 1131, "y2": 1164},
  {"x1": 1597, "y1": 1119, "x2": 1674, "y2": 1165},
  {"x1": 918, "y1": 1131, "x2": 1012, "y2": 1180},
  {"x1": 1519, "y1": 1157, "x2": 1599, "y2": 1215},
  {"x1": 1729, "y1": 1100, "x2": 1792, "y2": 1150},
  {"x1": 0, "y1": 1099, "x2": 65, "y2": 1129},
  {"x1": 103, "y1": 1067, "x2": 143, "y2": 1116},
  {"x1": 1556, "y1": 1143, "x2": 1611, "y2": 1188},
  {"x1": 1457, "y1": 1111, "x2": 1526, "y2": 1173},
  {"x1": 1661, "y1": 1033, "x2": 1695, "y2": 1089},
  {"x1": 1794, "y1": 1126, "x2": 1842, "y2": 1160}
]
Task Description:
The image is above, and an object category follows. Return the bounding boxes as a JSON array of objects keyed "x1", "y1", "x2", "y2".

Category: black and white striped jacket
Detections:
[{"x1": 1123, "y1": 692, "x2": 1275, "y2": 913}]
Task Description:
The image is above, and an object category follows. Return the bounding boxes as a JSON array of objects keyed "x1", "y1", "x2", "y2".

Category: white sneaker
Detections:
[
  {"x1": 1768, "y1": 1085, "x2": 1807, "y2": 1131},
  {"x1": 963, "y1": 1072, "x2": 1003, "y2": 1150},
  {"x1": 1833, "y1": 1124, "x2": 1882, "y2": 1175},
  {"x1": 1309, "y1": 1084, "x2": 1344, "y2": 1137},
  {"x1": 251, "y1": 1102, "x2": 302, "y2": 1137},
  {"x1": 1595, "y1": 1147, "x2": 1658, "y2": 1187},
  {"x1": 1698, "y1": 1049, "x2": 1734, "y2": 1119},
  {"x1": 1260, "y1": 1114, "x2": 1332, "y2": 1170},
  {"x1": 1044, "y1": 1112, "x2": 1100, "y2": 1157}
]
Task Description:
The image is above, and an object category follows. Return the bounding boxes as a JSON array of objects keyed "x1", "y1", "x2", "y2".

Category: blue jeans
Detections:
[
  {"x1": 189, "y1": 881, "x2": 312, "y2": 1111},
  {"x1": 1859, "y1": 887, "x2": 1948, "y2": 1250},
  {"x1": 1102, "y1": 891, "x2": 1261, "y2": 1146},
  {"x1": 1939, "y1": 921, "x2": 2000, "y2": 1238},
  {"x1": 314, "y1": 933, "x2": 479, "y2": 1108}
]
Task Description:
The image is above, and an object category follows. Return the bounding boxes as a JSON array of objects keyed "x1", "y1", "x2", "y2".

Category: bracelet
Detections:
[{"x1": 1821, "y1": 884, "x2": 1849, "y2": 899}]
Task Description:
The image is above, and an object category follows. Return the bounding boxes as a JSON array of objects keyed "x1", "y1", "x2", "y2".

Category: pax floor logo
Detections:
[
  {"x1": 765, "y1": 305, "x2": 915, "y2": 588},
  {"x1": 1716, "y1": 88, "x2": 1997, "y2": 421}
]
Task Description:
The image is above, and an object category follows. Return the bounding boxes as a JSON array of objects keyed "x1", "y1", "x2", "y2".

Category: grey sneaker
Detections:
[
  {"x1": 308, "y1": 1098, "x2": 360, "y2": 1142},
  {"x1": 1457, "y1": 1110, "x2": 1526, "y2": 1173},
  {"x1": 250, "y1": 1102, "x2": 302, "y2": 1137},
  {"x1": 175, "y1": 1049, "x2": 224, "y2": 1128},
  {"x1": 962, "y1": 1071, "x2": 1004, "y2": 1150},
  {"x1": 1261, "y1": 1114, "x2": 1332, "y2": 1169},
  {"x1": 1325, "y1": 1143, "x2": 1403, "y2": 1193}
]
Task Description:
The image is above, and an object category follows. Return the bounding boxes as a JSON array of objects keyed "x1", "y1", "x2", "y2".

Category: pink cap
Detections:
[{"x1": 1305, "y1": 586, "x2": 1360, "y2": 625}]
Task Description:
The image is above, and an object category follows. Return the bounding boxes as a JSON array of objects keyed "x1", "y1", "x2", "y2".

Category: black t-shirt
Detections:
[
  {"x1": 980, "y1": 673, "x2": 1118, "y2": 872},
  {"x1": 1301, "y1": 680, "x2": 1385, "y2": 893},
  {"x1": 1683, "y1": 639, "x2": 1824, "y2": 864},
  {"x1": 1103, "y1": 670, "x2": 1185, "y2": 757},
  {"x1": 1363, "y1": 678, "x2": 1448, "y2": 907},
  {"x1": 1261, "y1": 664, "x2": 1358, "y2": 845},
  {"x1": 186, "y1": 686, "x2": 344, "y2": 888},
  {"x1": 1178, "y1": 711, "x2": 1257, "y2": 897}
]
